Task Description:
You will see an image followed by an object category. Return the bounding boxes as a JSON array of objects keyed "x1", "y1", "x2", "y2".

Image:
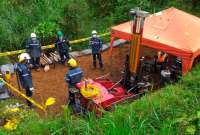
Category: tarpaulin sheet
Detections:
[{"x1": 110, "y1": 7, "x2": 200, "y2": 74}]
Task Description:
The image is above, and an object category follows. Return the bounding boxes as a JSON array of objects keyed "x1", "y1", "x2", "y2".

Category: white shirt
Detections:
[{"x1": 161, "y1": 69, "x2": 171, "y2": 77}]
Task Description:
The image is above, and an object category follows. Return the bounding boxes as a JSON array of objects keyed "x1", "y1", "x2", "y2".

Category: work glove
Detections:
[
  {"x1": 28, "y1": 64, "x2": 33, "y2": 69},
  {"x1": 30, "y1": 87, "x2": 34, "y2": 92}
]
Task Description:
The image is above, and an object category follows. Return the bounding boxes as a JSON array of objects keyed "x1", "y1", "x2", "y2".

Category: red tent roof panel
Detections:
[{"x1": 111, "y1": 7, "x2": 200, "y2": 58}]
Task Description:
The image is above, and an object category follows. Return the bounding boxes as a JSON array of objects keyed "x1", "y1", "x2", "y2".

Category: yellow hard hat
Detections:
[
  {"x1": 5, "y1": 71, "x2": 11, "y2": 82},
  {"x1": 67, "y1": 58, "x2": 77, "y2": 68}
]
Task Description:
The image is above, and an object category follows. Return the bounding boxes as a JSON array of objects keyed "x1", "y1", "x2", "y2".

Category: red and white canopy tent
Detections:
[{"x1": 109, "y1": 7, "x2": 200, "y2": 75}]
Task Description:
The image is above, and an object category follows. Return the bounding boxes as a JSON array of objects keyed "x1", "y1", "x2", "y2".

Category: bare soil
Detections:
[{"x1": 10, "y1": 45, "x2": 130, "y2": 115}]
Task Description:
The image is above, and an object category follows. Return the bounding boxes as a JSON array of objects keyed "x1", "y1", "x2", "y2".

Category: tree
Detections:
[{"x1": 85, "y1": 0, "x2": 118, "y2": 17}]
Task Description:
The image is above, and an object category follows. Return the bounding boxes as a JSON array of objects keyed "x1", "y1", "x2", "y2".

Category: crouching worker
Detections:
[
  {"x1": 15, "y1": 53, "x2": 34, "y2": 107},
  {"x1": 160, "y1": 66, "x2": 171, "y2": 86},
  {"x1": 155, "y1": 51, "x2": 168, "y2": 72},
  {"x1": 65, "y1": 58, "x2": 83, "y2": 113}
]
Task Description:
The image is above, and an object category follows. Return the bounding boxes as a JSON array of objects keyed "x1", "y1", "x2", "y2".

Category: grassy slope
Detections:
[{"x1": 0, "y1": 65, "x2": 199, "y2": 134}]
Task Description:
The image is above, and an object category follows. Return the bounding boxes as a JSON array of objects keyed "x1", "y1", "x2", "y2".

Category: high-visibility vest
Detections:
[{"x1": 157, "y1": 52, "x2": 167, "y2": 63}]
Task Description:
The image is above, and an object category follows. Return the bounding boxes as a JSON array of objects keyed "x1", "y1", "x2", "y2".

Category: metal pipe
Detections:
[
  {"x1": 108, "y1": 78, "x2": 123, "y2": 90},
  {"x1": 95, "y1": 73, "x2": 110, "y2": 80}
]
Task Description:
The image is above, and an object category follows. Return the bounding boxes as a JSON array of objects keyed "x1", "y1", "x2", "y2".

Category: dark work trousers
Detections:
[
  {"x1": 32, "y1": 57, "x2": 40, "y2": 68},
  {"x1": 25, "y1": 87, "x2": 33, "y2": 107},
  {"x1": 160, "y1": 76, "x2": 171, "y2": 86},
  {"x1": 92, "y1": 53, "x2": 103, "y2": 68},
  {"x1": 155, "y1": 61, "x2": 166, "y2": 72},
  {"x1": 69, "y1": 90, "x2": 75, "y2": 105},
  {"x1": 59, "y1": 51, "x2": 70, "y2": 64},
  {"x1": 68, "y1": 88, "x2": 81, "y2": 114}
]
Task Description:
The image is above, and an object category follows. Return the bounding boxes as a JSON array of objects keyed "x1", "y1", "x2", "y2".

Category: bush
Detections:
[{"x1": 0, "y1": 0, "x2": 200, "y2": 52}]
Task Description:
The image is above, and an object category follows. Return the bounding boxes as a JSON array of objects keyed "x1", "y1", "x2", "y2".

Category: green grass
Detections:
[
  {"x1": 0, "y1": 64, "x2": 200, "y2": 134},
  {"x1": 0, "y1": 1, "x2": 200, "y2": 134}
]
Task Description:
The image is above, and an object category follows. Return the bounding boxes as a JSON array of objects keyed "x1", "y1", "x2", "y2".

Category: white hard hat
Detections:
[
  {"x1": 92, "y1": 30, "x2": 97, "y2": 35},
  {"x1": 30, "y1": 33, "x2": 36, "y2": 38},
  {"x1": 18, "y1": 53, "x2": 31, "y2": 62}
]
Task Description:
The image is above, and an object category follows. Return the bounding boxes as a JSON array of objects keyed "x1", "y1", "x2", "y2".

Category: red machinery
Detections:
[
  {"x1": 75, "y1": 78, "x2": 150, "y2": 115},
  {"x1": 74, "y1": 8, "x2": 150, "y2": 115}
]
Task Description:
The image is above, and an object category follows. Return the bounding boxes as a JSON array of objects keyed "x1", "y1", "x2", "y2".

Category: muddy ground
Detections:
[{"x1": 10, "y1": 45, "x2": 130, "y2": 115}]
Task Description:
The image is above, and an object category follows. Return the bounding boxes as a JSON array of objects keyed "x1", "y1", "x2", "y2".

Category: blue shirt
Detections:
[
  {"x1": 15, "y1": 63, "x2": 33, "y2": 89},
  {"x1": 65, "y1": 67, "x2": 83, "y2": 88},
  {"x1": 26, "y1": 38, "x2": 41, "y2": 58},
  {"x1": 55, "y1": 37, "x2": 70, "y2": 53},
  {"x1": 89, "y1": 37, "x2": 103, "y2": 54}
]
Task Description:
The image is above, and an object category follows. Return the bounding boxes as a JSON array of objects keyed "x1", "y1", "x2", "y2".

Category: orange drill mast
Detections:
[{"x1": 123, "y1": 8, "x2": 149, "y2": 87}]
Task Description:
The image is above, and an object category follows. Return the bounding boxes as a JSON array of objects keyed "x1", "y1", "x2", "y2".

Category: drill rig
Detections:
[
  {"x1": 122, "y1": 7, "x2": 149, "y2": 91},
  {"x1": 74, "y1": 8, "x2": 150, "y2": 115}
]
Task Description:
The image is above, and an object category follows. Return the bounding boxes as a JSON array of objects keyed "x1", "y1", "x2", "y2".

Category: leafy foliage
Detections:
[{"x1": 0, "y1": 0, "x2": 199, "y2": 52}]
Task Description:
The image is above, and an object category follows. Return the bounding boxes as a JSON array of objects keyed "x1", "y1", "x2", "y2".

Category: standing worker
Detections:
[
  {"x1": 89, "y1": 30, "x2": 103, "y2": 69},
  {"x1": 26, "y1": 33, "x2": 41, "y2": 71},
  {"x1": 65, "y1": 58, "x2": 83, "y2": 113},
  {"x1": 15, "y1": 53, "x2": 34, "y2": 107},
  {"x1": 55, "y1": 31, "x2": 71, "y2": 64}
]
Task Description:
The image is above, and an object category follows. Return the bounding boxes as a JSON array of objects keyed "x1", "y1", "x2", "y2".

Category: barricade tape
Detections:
[
  {"x1": 0, "y1": 32, "x2": 110, "y2": 57},
  {"x1": 0, "y1": 78, "x2": 46, "y2": 112}
]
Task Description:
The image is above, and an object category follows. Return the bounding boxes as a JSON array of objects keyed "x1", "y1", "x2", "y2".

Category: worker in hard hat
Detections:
[
  {"x1": 14, "y1": 53, "x2": 34, "y2": 107},
  {"x1": 65, "y1": 58, "x2": 83, "y2": 113},
  {"x1": 155, "y1": 51, "x2": 168, "y2": 72},
  {"x1": 26, "y1": 33, "x2": 41, "y2": 71},
  {"x1": 171, "y1": 57, "x2": 182, "y2": 81},
  {"x1": 55, "y1": 31, "x2": 71, "y2": 64},
  {"x1": 89, "y1": 30, "x2": 103, "y2": 69},
  {"x1": 0, "y1": 64, "x2": 15, "y2": 82},
  {"x1": 0, "y1": 72, "x2": 10, "y2": 99}
]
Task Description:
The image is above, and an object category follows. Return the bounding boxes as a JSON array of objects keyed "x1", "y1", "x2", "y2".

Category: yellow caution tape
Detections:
[
  {"x1": 0, "y1": 78, "x2": 46, "y2": 112},
  {"x1": 0, "y1": 32, "x2": 110, "y2": 57}
]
